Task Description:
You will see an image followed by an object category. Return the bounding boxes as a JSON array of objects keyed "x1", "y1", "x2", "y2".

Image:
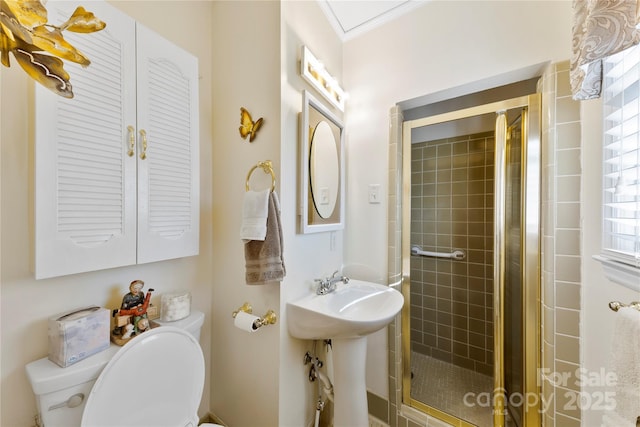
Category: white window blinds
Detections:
[{"x1": 602, "y1": 44, "x2": 640, "y2": 268}]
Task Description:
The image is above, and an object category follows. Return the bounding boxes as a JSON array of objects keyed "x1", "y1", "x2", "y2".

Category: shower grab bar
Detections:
[
  {"x1": 410, "y1": 245, "x2": 465, "y2": 260},
  {"x1": 608, "y1": 301, "x2": 640, "y2": 312}
]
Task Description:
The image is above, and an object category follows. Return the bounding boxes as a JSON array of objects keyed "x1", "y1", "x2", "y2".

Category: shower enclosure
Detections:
[{"x1": 400, "y1": 95, "x2": 541, "y2": 427}]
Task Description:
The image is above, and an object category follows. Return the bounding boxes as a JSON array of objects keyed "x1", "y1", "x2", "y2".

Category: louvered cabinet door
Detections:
[
  {"x1": 34, "y1": 4, "x2": 137, "y2": 279},
  {"x1": 135, "y1": 24, "x2": 200, "y2": 264}
]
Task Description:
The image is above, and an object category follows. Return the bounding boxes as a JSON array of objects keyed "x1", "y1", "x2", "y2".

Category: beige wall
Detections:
[
  {"x1": 209, "y1": 2, "x2": 344, "y2": 426},
  {"x1": 0, "y1": 1, "x2": 215, "y2": 426},
  {"x1": 209, "y1": 2, "x2": 282, "y2": 426},
  {"x1": 279, "y1": 2, "x2": 345, "y2": 426}
]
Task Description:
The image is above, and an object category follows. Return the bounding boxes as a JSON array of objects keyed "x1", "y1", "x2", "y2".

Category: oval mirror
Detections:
[{"x1": 310, "y1": 120, "x2": 339, "y2": 219}]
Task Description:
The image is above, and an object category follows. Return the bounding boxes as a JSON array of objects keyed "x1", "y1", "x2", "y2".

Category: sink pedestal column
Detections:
[{"x1": 331, "y1": 336, "x2": 369, "y2": 427}]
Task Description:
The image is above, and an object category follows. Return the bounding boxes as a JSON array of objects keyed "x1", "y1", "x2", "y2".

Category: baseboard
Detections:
[
  {"x1": 200, "y1": 412, "x2": 227, "y2": 426},
  {"x1": 200, "y1": 412, "x2": 389, "y2": 426},
  {"x1": 369, "y1": 415, "x2": 390, "y2": 427}
]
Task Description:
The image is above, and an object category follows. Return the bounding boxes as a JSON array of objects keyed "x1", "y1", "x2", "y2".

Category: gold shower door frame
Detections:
[{"x1": 400, "y1": 95, "x2": 541, "y2": 427}]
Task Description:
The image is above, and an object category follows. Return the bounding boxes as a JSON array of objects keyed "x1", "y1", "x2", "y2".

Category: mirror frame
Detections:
[{"x1": 300, "y1": 90, "x2": 345, "y2": 233}]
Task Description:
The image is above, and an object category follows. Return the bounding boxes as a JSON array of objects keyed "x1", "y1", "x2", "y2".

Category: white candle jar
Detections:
[{"x1": 160, "y1": 291, "x2": 192, "y2": 322}]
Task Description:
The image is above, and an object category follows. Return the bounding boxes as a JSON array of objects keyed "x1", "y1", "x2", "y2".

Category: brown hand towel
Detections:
[{"x1": 244, "y1": 191, "x2": 286, "y2": 284}]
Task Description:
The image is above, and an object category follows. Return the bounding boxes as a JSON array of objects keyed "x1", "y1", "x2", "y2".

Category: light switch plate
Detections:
[{"x1": 368, "y1": 184, "x2": 381, "y2": 204}]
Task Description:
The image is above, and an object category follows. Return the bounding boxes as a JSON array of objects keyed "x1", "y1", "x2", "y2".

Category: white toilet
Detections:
[{"x1": 26, "y1": 310, "x2": 221, "y2": 427}]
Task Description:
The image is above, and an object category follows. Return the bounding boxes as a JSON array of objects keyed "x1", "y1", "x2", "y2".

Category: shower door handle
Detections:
[{"x1": 493, "y1": 111, "x2": 508, "y2": 427}]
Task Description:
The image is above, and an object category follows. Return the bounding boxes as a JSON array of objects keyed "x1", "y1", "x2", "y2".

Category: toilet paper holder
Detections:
[{"x1": 231, "y1": 302, "x2": 277, "y2": 329}]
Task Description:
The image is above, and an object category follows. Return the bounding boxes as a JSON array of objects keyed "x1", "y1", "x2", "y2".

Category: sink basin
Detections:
[{"x1": 286, "y1": 279, "x2": 404, "y2": 339}]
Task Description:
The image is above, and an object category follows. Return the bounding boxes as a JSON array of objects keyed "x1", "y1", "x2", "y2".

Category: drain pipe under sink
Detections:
[
  {"x1": 314, "y1": 398, "x2": 324, "y2": 427},
  {"x1": 308, "y1": 353, "x2": 333, "y2": 427},
  {"x1": 313, "y1": 368, "x2": 332, "y2": 427},
  {"x1": 315, "y1": 367, "x2": 334, "y2": 402}
]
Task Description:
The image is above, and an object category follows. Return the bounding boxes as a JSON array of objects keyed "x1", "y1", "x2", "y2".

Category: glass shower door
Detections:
[
  {"x1": 504, "y1": 115, "x2": 524, "y2": 427},
  {"x1": 402, "y1": 95, "x2": 541, "y2": 427}
]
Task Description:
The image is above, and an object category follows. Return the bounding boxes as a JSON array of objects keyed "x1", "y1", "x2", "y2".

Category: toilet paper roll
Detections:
[{"x1": 234, "y1": 311, "x2": 259, "y2": 333}]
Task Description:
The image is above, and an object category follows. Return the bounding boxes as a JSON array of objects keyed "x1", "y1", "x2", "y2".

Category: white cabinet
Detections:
[{"x1": 35, "y1": 1, "x2": 199, "y2": 279}]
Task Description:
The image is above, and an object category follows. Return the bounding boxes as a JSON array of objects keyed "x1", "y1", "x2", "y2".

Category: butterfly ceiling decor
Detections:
[
  {"x1": 0, "y1": 0, "x2": 106, "y2": 98},
  {"x1": 239, "y1": 107, "x2": 264, "y2": 142}
]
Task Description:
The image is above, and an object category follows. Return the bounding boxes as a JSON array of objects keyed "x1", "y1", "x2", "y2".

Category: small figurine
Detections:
[
  {"x1": 111, "y1": 280, "x2": 154, "y2": 345},
  {"x1": 119, "y1": 280, "x2": 153, "y2": 319}
]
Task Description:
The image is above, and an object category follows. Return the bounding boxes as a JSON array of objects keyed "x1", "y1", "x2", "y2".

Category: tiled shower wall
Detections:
[
  {"x1": 409, "y1": 134, "x2": 494, "y2": 376},
  {"x1": 539, "y1": 61, "x2": 583, "y2": 427}
]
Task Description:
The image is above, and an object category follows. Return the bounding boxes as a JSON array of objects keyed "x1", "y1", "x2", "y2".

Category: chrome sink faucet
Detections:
[{"x1": 315, "y1": 270, "x2": 350, "y2": 295}]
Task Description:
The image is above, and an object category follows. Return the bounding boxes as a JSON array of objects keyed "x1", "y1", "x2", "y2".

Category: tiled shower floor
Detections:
[{"x1": 410, "y1": 352, "x2": 493, "y2": 427}]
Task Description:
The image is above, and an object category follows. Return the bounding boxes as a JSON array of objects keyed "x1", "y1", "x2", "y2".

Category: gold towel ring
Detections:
[{"x1": 245, "y1": 160, "x2": 276, "y2": 192}]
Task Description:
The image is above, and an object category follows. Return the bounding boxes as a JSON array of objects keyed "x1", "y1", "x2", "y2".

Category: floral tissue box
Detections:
[{"x1": 48, "y1": 306, "x2": 110, "y2": 368}]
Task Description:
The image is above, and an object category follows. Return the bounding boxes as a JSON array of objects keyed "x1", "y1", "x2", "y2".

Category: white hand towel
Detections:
[
  {"x1": 244, "y1": 191, "x2": 286, "y2": 285},
  {"x1": 602, "y1": 307, "x2": 640, "y2": 427},
  {"x1": 240, "y1": 189, "x2": 270, "y2": 242}
]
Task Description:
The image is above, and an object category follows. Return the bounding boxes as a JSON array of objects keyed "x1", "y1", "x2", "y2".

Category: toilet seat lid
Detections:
[{"x1": 81, "y1": 326, "x2": 204, "y2": 427}]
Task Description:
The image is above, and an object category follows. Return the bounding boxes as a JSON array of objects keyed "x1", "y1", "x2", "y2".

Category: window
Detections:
[{"x1": 598, "y1": 44, "x2": 640, "y2": 290}]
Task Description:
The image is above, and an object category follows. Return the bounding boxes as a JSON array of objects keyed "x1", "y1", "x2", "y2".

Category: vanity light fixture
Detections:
[{"x1": 300, "y1": 45, "x2": 347, "y2": 112}]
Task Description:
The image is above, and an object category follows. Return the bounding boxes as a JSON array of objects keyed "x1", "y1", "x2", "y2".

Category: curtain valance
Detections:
[{"x1": 571, "y1": 0, "x2": 640, "y2": 100}]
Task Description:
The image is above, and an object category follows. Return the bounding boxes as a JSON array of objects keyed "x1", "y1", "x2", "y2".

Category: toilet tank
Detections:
[
  {"x1": 25, "y1": 346, "x2": 119, "y2": 427},
  {"x1": 154, "y1": 309, "x2": 205, "y2": 341},
  {"x1": 25, "y1": 310, "x2": 205, "y2": 427}
]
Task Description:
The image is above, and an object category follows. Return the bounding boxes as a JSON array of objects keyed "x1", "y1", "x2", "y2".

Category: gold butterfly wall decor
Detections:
[
  {"x1": 0, "y1": 0, "x2": 106, "y2": 98},
  {"x1": 239, "y1": 107, "x2": 263, "y2": 142}
]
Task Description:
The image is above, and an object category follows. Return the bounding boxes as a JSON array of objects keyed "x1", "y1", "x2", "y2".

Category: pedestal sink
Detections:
[{"x1": 286, "y1": 280, "x2": 404, "y2": 427}]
